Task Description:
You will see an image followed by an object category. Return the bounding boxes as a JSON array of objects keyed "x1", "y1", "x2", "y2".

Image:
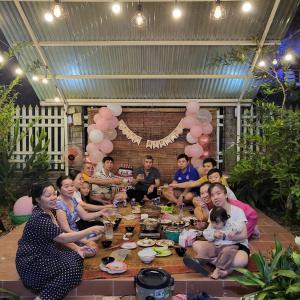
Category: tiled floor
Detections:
[{"x1": 0, "y1": 211, "x2": 296, "y2": 299}]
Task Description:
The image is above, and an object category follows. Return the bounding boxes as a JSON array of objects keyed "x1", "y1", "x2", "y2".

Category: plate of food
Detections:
[
  {"x1": 156, "y1": 239, "x2": 175, "y2": 247},
  {"x1": 153, "y1": 246, "x2": 172, "y2": 257},
  {"x1": 121, "y1": 242, "x2": 137, "y2": 249},
  {"x1": 100, "y1": 261, "x2": 127, "y2": 274},
  {"x1": 137, "y1": 238, "x2": 156, "y2": 247}
]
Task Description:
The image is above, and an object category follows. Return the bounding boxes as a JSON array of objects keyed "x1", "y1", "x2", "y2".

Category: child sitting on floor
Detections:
[{"x1": 203, "y1": 207, "x2": 245, "y2": 279}]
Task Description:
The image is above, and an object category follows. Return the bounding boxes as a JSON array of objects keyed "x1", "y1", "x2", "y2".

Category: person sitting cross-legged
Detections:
[{"x1": 163, "y1": 153, "x2": 199, "y2": 206}]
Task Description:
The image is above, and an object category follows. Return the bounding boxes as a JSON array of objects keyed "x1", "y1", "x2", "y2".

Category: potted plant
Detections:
[{"x1": 230, "y1": 238, "x2": 300, "y2": 299}]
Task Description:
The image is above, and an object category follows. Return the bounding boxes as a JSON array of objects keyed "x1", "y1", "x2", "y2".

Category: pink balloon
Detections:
[
  {"x1": 87, "y1": 124, "x2": 97, "y2": 134},
  {"x1": 89, "y1": 150, "x2": 104, "y2": 164},
  {"x1": 108, "y1": 116, "x2": 119, "y2": 129},
  {"x1": 99, "y1": 107, "x2": 113, "y2": 120},
  {"x1": 186, "y1": 132, "x2": 197, "y2": 144},
  {"x1": 198, "y1": 109, "x2": 212, "y2": 123},
  {"x1": 186, "y1": 102, "x2": 200, "y2": 114},
  {"x1": 96, "y1": 118, "x2": 111, "y2": 131},
  {"x1": 190, "y1": 144, "x2": 204, "y2": 158},
  {"x1": 201, "y1": 151, "x2": 210, "y2": 159},
  {"x1": 191, "y1": 157, "x2": 203, "y2": 168},
  {"x1": 13, "y1": 196, "x2": 33, "y2": 215},
  {"x1": 184, "y1": 145, "x2": 193, "y2": 157},
  {"x1": 104, "y1": 129, "x2": 118, "y2": 141},
  {"x1": 190, "y1": 125, "x2": 203, "y2": 138},
  {"x1": 93, "y1": 113, "x2": 102, "y2": 124},
  {"x1": 201, "y1": 122, "x2": 213, "y2": 135},
  {"x1": 182, "y1": 116, "x2": 199, "y2": 129},
  {"x1": 99, "y1": 139, "x2": 114, "y2": 154},
  {"x1": 185, "y1": 110, "x2": 197, "y2": 117},
  {"x1": 86, "y1": 142, "x2": 98, "y2": 154},
  {"x1": 198, "y1": 135, "x2": 210, "y2": 146}
]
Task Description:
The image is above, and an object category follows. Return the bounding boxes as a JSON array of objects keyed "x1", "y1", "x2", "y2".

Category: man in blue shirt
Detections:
[{"x1": 163, "y1": 154, "x2": 199, "y2": 206}]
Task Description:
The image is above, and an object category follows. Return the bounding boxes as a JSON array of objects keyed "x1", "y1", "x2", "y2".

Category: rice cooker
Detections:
[{"x1": 135, "y1": 268, "x2": 174, "y2": 300}]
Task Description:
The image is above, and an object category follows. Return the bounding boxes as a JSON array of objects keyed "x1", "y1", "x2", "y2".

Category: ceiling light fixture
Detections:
[
  {"x1": 272, "y1": 59, "x2": 278, "y2": 65},
  {"x1": 242, "y1": 1, "x2": 253, "y2": 13},
  {"x1": 54, "y1": 97, "x2": 60, "y2": 102},
  {"x1": 210, "y1": 0, "x2": 226, "y2": 20},
  {"x1": 32, "y1": 75, "x2": 39, "y2": 81},
  {"x1": 53, "y1": 0, "x2": 63, "y2": 18},
  {"x1": 284, "y1": 53, "x2": 293, "y2": 61},
  {"x1": 111, "y1": 2, "x2": 121, "y2": 14},
  {"x1": 131, "y1": 3, "x2": 147, "y2": 28},
  {"x1": 44, "y1": 11, "x2": 54, "y2": 22},
  {"x1": 172, "y1": 6, "x2": 182, "y2": 19},
  {"x1": 0, "y1": 54, "x2": 4, "y2": 63}
]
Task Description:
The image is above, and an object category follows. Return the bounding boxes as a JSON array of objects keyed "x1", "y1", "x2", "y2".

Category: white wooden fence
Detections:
[{"x1": 10, "y1": 105, "x2": 65, "y2": 170}]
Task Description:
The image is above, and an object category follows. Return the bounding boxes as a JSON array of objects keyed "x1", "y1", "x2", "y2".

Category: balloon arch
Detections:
[{"x1": 86, "y1": 102, "x2": 213, "y2": 168}]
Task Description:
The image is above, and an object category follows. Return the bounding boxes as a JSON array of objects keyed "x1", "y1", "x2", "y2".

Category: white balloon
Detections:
[
  {"x1": 186, "y1": 132, "x2": 197, "y2": 144},
  {"x1": 89, "y1": 129, "x2": 104, "y2": 143},
  {"x1": 107, "y1": 104, "x2": 122, "y2": 117},
  {"x1": 198, "y1": 109, "x2": 212, "y2": 123},
  {"x1": 104, "y1": 129, "x2": 118, "y2": 141}
]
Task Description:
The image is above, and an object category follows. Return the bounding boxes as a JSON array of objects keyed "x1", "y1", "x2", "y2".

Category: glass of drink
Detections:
[{"x1": 104, "y1": 222, "x2": 114, "y2": 240}]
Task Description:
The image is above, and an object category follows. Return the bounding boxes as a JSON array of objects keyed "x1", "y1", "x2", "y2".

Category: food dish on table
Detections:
[
  {"x1": 155, "y1": 239, "x2": 175, "y2": 247},
  {"x1": 137, "y1": 238, "x2": 156, "y2": 247},
  {"x1": 121, "y1": 242, "x2": 137, "y2": 249}
]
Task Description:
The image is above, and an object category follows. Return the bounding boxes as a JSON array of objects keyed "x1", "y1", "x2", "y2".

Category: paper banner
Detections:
[
  {"x1": 118, "y1": 120, "x2": 142, "y2": 145},
  {"x1": 146, "y1": 119, "x2": 183, "y2": 149}
]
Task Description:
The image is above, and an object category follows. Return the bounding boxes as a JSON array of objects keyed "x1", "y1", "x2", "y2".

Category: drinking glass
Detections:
[{"x1": 104, "y1": 222, "x2": 114, "y2": 240}]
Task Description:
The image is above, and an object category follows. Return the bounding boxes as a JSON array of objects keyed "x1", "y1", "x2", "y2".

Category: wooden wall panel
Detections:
[{"x1": 88, "y1": 108, "x2": 217, "y2": 183}]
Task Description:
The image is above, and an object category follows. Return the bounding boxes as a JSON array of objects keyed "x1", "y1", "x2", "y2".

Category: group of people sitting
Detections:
[{"x1": 15, "y1": 154, "x2": 260, "y2": 299}]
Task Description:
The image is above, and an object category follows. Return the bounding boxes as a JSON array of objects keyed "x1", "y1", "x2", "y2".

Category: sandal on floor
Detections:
[{"x1": 183, "y1": 255, "x2": 210, "y2": 276}]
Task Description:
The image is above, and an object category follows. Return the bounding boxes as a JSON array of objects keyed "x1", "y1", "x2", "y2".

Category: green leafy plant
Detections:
[{"x1": 230, "y1": 239, "x2": 300, "y2": 300}]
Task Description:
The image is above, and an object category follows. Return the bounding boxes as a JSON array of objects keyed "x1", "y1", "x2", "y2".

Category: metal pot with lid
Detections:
[{"x1": 135, "y1": 268, "x2": 174, "y2": 300}]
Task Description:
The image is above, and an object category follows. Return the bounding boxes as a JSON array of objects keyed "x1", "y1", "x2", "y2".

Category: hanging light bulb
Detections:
[
  {"x1": 242, "y1": 1, "x2": 252, "y2": 13},
  {"x1": 272, "y1": 59, "x2": 278, "y2": 65},
  {"x1": 131, "y1": 4, "x2": 147, "y2": 28},
  {"x1": 284, "y1": 53, "x2": 293, "y2": 61},
  {"x1": 42, "y1": 78, "x2": 49, "y2": 84},
  {"x1": 15, "y1": 67, "x2": 23, "y2": 75},
  {"x1": 53, "y1": 0, "x2": 63, "y2": 18},
  {"x1": 0, "y1": 54, "x2": 4, "y2": 63},
  {"x1": 258, "y1": 60, "x2": 266, "y2": 67},
  {"x1": 32, "y1": 75, "x2": 39, "y2": 81},
  {"x1": 172, "y1": 7, "x2": 182, "y2": 19},
  {"x1": 111, "y1": 2, "x2": 121, "y2": 14},
  {"x1": 42, "y1": 65, "x2": 49, "y2": 84},
  {"x1": 44, "y1": 11, "x2": 54, "y2": 22},
  {"x1": 210, "y1": 0, "x2": 226, "y2": 20},
  {"x1": 54, "y1": 96, "x2": 60, "y2": 102}
]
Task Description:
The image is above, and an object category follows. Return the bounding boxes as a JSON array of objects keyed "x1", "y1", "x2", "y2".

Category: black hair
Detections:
[
  {"x1": 103, "y1": 156, "x2": 114, "y2": 163},
  {"x1": 145, "y1": 155, "x2": 153, "y2": 161},
  {"x1": 210, "y1": 207, "x2": 229, "y2": 224},
  {"x1": 199, "y1": 182, "x2": 212, "y2": 191},
  {"x1": 177, "y1": 153, "x2": 189, "y2": 161},
  {"x1": 30, "y1": 182, "x2": 55, "y2": 206},
  {"x1": 56, "y1": 174, "x2": 73, "y2": 189},
  {"x1": 208, "y1": 182, "x2": 227, "y2": 196},
  {"x1": 207, "y1": 168, "x2": 223, "y2": 178},
  {"x1": 68, "y1": 169, "x2": 82, "y2": 181},
  {"x1": 203, "y1": 157, "x2": 217, "y2": 167}
]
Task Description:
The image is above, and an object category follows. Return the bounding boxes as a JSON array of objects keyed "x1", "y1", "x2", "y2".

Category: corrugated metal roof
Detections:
[{"x1": 0, "y1": 0, "x2": 299, "y2": 104}]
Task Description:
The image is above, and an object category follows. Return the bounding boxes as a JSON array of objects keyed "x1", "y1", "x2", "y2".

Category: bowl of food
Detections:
[
  {"x1": 101, "y1": 256, "x2": 115, "y2": 266},
  {"x1": 138, "y1": 248, "x2": 156, "y2": 264},
  {"x1": 143, "y1": 218, "x2": 160, "y2": 231}
]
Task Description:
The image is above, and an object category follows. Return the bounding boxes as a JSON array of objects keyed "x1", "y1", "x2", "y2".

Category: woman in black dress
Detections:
[{"x1": 16, "y1": 182, "x2": 103, "y2": 300}]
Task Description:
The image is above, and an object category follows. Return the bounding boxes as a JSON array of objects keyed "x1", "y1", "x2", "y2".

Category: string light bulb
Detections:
[
  {"x1": 111, "y1": 2, "x2": 121, "y2": 14},
  {"x1": 32, "y1": 75, "x2": 39, "y2": 81},
  {"x1": 54, "y1": 97, "x2": 60, "y2": 102},
  {"x1": 242, "y1": 1, "x2": 253, "y2": 13},
  {"x1": 53, "y1": 0, "x2": 62, "y2": 18},
  {"x1": 15, "y1": 67, "x2": 23, "y2": 75},
  {"x1": 210, "y1": 0, "x2": 226, "y2": 20},
  {"x1": 258, "y1": 60, "x2": 266, "y2": 67},
  {"x1": 44, "y1": 11, "x2": 54, "y2": 22},
  {"x1": 172, "y1": 7, "x2": 182, "y2": 19},
  {"x1": 272, "y1": 59, "x2": 278, "y2": 65},
  {"x1": 0, "y1": 54, "x2": 4, "y2": 63},
  {"x1": 131, "y1": 4, "x2": 147, "y2": 28},
  {"x1": 42, "y1": 78, "x2": 48, "y2": 84},
  {"x1": 284, "y1": 53, "x2": 293, "y2": 61}
]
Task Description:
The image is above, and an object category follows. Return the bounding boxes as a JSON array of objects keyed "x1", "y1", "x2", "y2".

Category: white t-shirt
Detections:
[
  {"x1": 207, "y1": 205, "x2": 248, "y2": 247},
  {"x1": 73, "y1": 191, "x2": 82, "y2": 203},
  {"x1": 226, "y1": 187, "x2": 237, "y2": 200}
]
